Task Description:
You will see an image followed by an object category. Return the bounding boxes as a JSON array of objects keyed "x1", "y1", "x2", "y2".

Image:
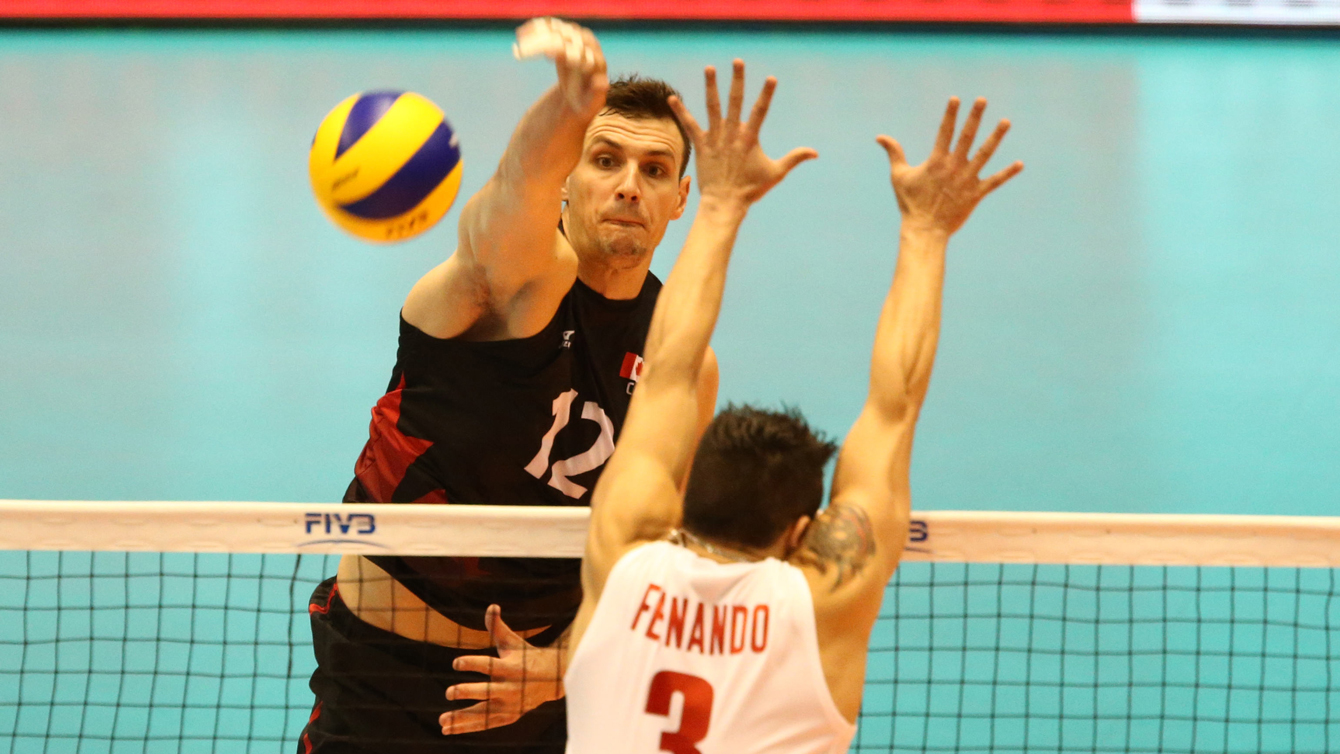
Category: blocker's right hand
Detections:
[
  {"x1": 667, "y1": 59, "x2": 817, "y2": 208},
  {"x1": 514, "y1": 17, "x2": 608, "y2": 119}
]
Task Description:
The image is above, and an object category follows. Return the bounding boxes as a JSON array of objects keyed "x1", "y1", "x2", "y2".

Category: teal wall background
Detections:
[
  {"x1": 1, "y1": 26, "x2": 1338, "y2": 754},
  {"x1": 1, "y1": 29, "x2": 1338, "y2": 515}
]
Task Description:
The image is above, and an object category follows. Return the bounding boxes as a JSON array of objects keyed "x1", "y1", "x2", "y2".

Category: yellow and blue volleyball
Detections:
[{"x1": 309, "y1": 90, "x2": 462, "y2": 243}]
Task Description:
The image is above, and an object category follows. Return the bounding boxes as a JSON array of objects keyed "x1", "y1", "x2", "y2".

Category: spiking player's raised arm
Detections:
[
  {"x1": 403, "y1": 18, "x2": 609, "y2": 340},
  {"x1": 302, "y1": 18, "x2": 722, "y2": 752}
]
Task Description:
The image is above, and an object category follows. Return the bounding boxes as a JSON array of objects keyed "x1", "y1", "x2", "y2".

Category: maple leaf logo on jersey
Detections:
[{"x1": 620, "y1": 352, "x2": 644, "y2": 382}]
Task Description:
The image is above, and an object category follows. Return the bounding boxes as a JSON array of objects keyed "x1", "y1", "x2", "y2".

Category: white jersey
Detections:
[{"x1": 565, "y1": 540, "x2": 856, "y2": 754}]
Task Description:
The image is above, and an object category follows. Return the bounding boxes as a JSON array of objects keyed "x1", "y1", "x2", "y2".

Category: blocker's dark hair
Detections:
[
  {"x1": 683, "y1": 404, "x2": 839, "y2": 550},
  {"x1": 604, "y1": 75, "x2": 692, "y2": 178}
]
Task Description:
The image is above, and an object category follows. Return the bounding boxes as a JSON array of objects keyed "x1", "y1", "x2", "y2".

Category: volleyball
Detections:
[{"x1": 309, "y1": 90, "x2": 462, "y2": 243}]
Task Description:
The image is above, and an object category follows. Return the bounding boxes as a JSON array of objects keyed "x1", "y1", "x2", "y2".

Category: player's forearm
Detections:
[
  {"x1": 496, "y1": 85, "x2": 593, "y2": 196},
  {"x1": 588, "y1": 195, "x2": 748, "y2": 550},
  {"x1": 461, "y1": 86, "x2": 594, "y2": 265},
  {"x1": 642, "y1": 198, "x2": 748, "y2": 388},
  {"x1": 865, "y1": 222, "x2": 950, "y2": 420}
]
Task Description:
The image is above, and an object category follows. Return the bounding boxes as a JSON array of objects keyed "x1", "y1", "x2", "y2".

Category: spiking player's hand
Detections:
[
  {"x1": 668, "y1": 59, "x2": 817, "y2": 208},
  {"x1": 877, "y1": 97, "x2": 1023, "y2": 236},
  {"x1": 514, "y1": 17, "x2": 608, "y2": 119},
  {"x1": 440, "y1": 605, "x2": 564, "y2": 735}
]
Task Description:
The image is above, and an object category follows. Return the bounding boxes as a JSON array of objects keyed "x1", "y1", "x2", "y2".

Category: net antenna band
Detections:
[{"x1": 2, "y1": 500, "x2": 1338, "y2": 567}]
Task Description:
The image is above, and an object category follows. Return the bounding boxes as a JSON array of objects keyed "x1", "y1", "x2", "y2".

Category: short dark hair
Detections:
[
  {"x1": 603, "y1": 75, "x2": 692, "y2": 178},
  {"x1": 683, "y1": 405, "x2": 838, "y2": 550}
]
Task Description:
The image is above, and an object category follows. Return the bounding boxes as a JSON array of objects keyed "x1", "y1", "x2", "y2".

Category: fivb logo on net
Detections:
[{"x1": 301, "y1": 511, "x2": 385, "y2": 548}]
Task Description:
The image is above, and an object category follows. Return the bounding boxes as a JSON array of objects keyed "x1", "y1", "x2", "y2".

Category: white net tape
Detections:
[{"x1": 2, "y1": 500, "x2": 1338, "y2": 566}]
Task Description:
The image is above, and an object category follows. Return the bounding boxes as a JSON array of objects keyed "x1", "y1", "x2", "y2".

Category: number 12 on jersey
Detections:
[
  {"x1": 525, "y1": 389, "x2": 614, "y2": 498},
  {"x1": 645, "y1": 671, "x2": 714, "y2": 754}
]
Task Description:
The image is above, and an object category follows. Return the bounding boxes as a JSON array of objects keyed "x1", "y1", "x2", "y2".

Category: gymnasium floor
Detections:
[{"x1": 2, "y1": 25, "x2": 1338, "y2": 516}]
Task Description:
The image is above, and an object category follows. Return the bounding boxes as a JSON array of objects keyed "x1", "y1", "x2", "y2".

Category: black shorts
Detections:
[{"x1": 298, "y1": 578, "x2": 567, "y2": 754}]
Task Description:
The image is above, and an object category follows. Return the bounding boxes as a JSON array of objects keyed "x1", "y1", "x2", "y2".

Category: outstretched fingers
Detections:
[
  {"x1": 445, "y1": 682, "x2": 494, "y2": 702},
  {"x1": 703, "y1": 65, "x2": 722, "y2": 129},
  {"x1": 726, "y1": 59, "x2": 746, "y2": 125},
  {"x1": 932, "y1": 97, "x2": 961, "y2": 157},
  {"x1": 485, "y1": 605, "x2": 525, "y2": 652},
  {"x1": 953, "y1": 98, "x2": 987, "y2": 160},
  {"x1": 876, "y1": 134, "x2": 907, "y2": 168},
  {"x1": 979, "y1": 160, "x2": 1025, "y2": 197},
  {"x1": 745, "y1": 76, "x2": 778, "y2": 141},
  {"x1": 667, "y1": 95, "x2": 705, "y2": 144},
  {"x1": 968, "y1": 118, "x2": 1012, "y2": 175},
  {"x1": 440, "y1": 703, "x2": 511, "y2": 735},
  {"x1": 451, "y1": 653, "x2": 497, "y2": 676},
  {"x1": 777, "y1": 146, "x2": 820, "y2": 178}
]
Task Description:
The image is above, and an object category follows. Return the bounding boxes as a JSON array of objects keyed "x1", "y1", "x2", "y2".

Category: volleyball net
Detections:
[{"x1": 2, "y1": 501, "x2": 1338, "y2": 753}]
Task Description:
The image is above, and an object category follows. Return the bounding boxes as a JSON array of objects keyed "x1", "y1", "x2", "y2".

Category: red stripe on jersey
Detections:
[
  {"x1": 354, "y1": 375, "x2": 444, "y2": 503},
  {"x1": 308, "y1": 583, "x2": 340, "y2": 616},
  {"x1": 300, "y1": 701, "x2": 322, "y2": 754}
]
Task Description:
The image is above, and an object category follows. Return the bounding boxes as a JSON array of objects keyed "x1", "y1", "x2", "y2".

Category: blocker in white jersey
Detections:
[
  {"x1": 554, "y1": 61, "x2": 1020, "y2": 754},
  {"x1": 565, "y1": 541, "x2": 854, "y2": 754}
]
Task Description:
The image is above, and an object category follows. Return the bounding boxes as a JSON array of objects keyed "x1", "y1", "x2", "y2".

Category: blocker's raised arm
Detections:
[
  {"x1": 805, "y1": 97, "x2": 1024, "y2": 604},
  {"x1": 581, "y1": 60, "x2": 817, "y2": 596}
]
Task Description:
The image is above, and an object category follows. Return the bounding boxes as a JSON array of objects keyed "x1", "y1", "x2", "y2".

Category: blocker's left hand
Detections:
[
  {"x1": 440, "y1": 605, "x2": 564, "y2": 735},
  {"x1": 877, "y1": 96, "x2": 1023, "y2": 237}
]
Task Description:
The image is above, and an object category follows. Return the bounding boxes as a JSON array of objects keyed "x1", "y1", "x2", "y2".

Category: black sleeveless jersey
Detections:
[{"x1": 344, "y1": 273, "x2": 660, "y2": 632}]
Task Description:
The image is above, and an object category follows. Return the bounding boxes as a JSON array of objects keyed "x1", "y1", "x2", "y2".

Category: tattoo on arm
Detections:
[{"x1": 796, "y1": 504, "x2": 876, "y2": 591}]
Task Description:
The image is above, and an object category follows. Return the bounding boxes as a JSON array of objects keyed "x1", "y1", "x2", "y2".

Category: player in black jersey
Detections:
[{"x1": 299, "y1": 18, "x2": 820, "y2": 754}]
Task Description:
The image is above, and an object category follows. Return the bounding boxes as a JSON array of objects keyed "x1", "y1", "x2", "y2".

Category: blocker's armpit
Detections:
[{"x1": 795, "y1": 504, "x2": 876, "y2": 591}]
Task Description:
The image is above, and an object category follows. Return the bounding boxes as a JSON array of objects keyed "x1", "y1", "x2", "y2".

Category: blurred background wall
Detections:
[{"x1": 0, "y1": 25, "x2": 1337, "y2": 515}]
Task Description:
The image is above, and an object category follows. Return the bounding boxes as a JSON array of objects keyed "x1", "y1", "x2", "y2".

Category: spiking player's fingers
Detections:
[
  {"x1": 932, "y1": 97, "x2": 961, "y2": 157},
  {"x1": 486, "y1": 605, "x2": 526, "y2": 652},
  {"x1": 726, "y1": 59, "x2": 746, "y2": 125},
  {"x1": 511, "y1": 17, "x2": 545, "y2": 59},
  {"x1": 561, "y1": 24, "x2": 588, "y2": 70},
  {"x1": 513, "y1": 17, "x2": 564, "y2": 60},
  {"x1": 969, "y1": 119, "x2": 1012, "y2": 175},
  {"x1": 745, "y1": 76, "x2": 778, "y2": 141},
  {"x1": 876, "y1": 135, "x2": 907, "y2": 168},
  {"x1": 702, "y1": 66, "x2": 722, "y2": 128},
  {"x1": 777, "y1": 147, "x2": 819, "y2": 178},
  {"x1": 451, "y1": 654, "x2": 498, "y2": 676},
  {"x1": 578, "y1": 27, "x2": 603, "y2": 73},
  {"x1": 979, "y1": 160, "x2": 1024, "y2": 196},
  {"x1": 667, "y1": 96, "x2": 705, "y2": 144},
  {"x1": 954, "y1": 98, "x2": 987, "y2": 160}
]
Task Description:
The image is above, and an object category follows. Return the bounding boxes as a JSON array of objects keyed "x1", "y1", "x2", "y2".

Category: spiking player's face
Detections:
[{"x1": 563, "y1": 112, "x2": 690, "y2": 265}]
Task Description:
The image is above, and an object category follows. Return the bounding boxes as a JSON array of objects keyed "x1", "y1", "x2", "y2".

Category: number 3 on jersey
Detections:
[
  {"x1": 524, "y1": 389, "x2": 614, "y2": 498},
  {"x1": 646, "y1": 671, "x2": 714, "y2": 754}
]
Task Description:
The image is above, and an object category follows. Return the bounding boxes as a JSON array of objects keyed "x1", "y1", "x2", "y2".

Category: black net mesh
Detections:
[
  {"x1": 856, "y1": 563, "x2": 1339, "y2": 753},
  {"x1": 3, "y1": 553, "x2": 1339, "y2": 753},
  {"x1": 1, "y1": 551, "x2": 332, "y2": 753}
]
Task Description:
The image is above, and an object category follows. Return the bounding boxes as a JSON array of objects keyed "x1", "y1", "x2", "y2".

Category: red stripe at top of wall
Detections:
[{"x1": 2, "y1": 0, "x2": 1135, "y2": 24}]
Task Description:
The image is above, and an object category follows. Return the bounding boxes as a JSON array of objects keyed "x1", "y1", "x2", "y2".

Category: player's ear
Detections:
[
  {"x1": 785, "y1": 515, "x2": 812, "y2": 554},
  {"x1": 672, "y1": 175, "x2": 691, "y2": 220},
  {"x1": 561, "y1": 177, "x2": 571, "y2": 202}
]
